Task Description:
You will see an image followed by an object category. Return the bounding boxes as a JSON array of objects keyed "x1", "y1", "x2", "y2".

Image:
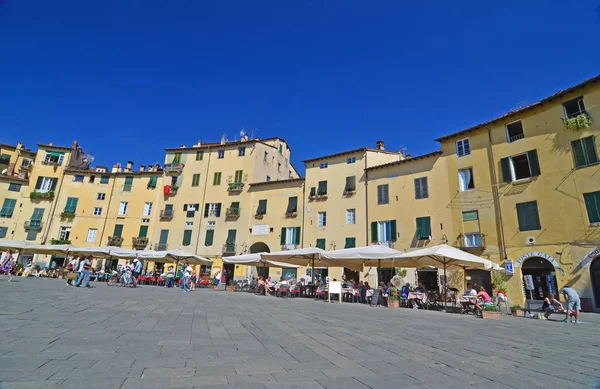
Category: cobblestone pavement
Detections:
[{"x1": 1, "y1": 277, "x2": 599, "y2": 389}]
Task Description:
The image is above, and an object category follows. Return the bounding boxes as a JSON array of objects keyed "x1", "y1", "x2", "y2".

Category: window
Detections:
[
  {"x1": 86, "y1": 229, "x2": 97, "y2": 243},
  {"x1": 118, "y1": 201, "x2": 128, "y2": 215},
  {"x1": 266, "y1": 176, "x2": 271, "y2": 182},
  {"x1": 208, "y1": 221, "x2": 216, "y2": 229},
  {"x1": 500, "y1": 150, "x2": 541, "y2": 183},
  {"x1": 29, "y1": 208, "x2": 44, "y2": 229},
  {"x1": 462, "y1": 210, "x2": 479, "y2": 221},
  {"x1": 0, "y1": 227, "x2": 7, "y2": 238},
  {"x1": 142, "y1": 218, "x2": 150, "y2": 223},
  {"x1": 318, "y1": 212, "x2": 327, "y2": 227},
  {"x1": 414, "y1": 177, "x2": 428, "y2": 199},
  {"x1": 58, "y1": 226, "x2": 71, "y2": 241},
  {"x1": 316, "y1": 238, "x2": 326, "y2": 250},
  {"x1": 196, "y1": 150, "x2": 204, "y2": 161},
  {"x1": 185, "y1": 203, "x2": 198, "y2": 218},
  {"x1": 563, "y1": 96, "x2": 586, "y2": 119},
  {"x1": 89, "y1": 175, "x2": 95, "y2": 183},
  {"x1": 123, "y1": 176, "x2": 134, "y2": 192},
  {"x1": 163, "y1": 204, "x2": 174, "y2": 217},
  {"x1": 35, "y1": 177, "x2": 57, "y2": 193},
  {"x1": 516, "y1": 201, "x2": 541, "y2": 231},
  {"x1": 458, "y1": 168, "x2": 475, "y2": 191},
  {"x1": 371, "y1": 220, "x2": 397, "y2": 243},
  {"x1": 185, "y1": 221, "x2": 194, "y2": 227},
  {"x1": 456, "y1": 138, "x2": 471, "y2": 157},
  {"x1": 73, "y1": 175, "x2": 84, "y2": 183},
  {"x1": 344, "y1": 176, "x2": 356, "y2": 194},
  {"x1": 217, "y1": 150, "x2": 225, "y2": 159},
  {"x1": 278, "y1": 163, "x2": 281, "y2": 172},
  {"x1": 213, "y1": 172, "x2": 221, "y2": 185},
  {"x1": 280, "y1": 227, "x2": 301, "y2": 247},
  {"x1": 347, "y1": 157, "x2": 356, "y2": 164},
  {"x1": 319, "y1": 162, "x2": 328, "y2": 169},
  {"x1": 43, "y1": 152, "x2": 65, "y2": 165},
  {"x1": 256, "y1": 199, "x2": 267, "y2": 215},
  {"x1": 157, "y1": 229, "x2": 169, "y2": 250},
  {"x1": 143, "y1": 202, "x2": 153, "y2": 216},
  {"x1": 93, "y1": 207, "x2": 102, "y2": 216},
  {"x1": 113, "y1": 224, "x2": 124, "y2": 238},
  {"x1": 234, "y1": 170, "x2": 243, "y2": 183},
  {"x1": 377, "y1": 184, "x2": 389, "y2": 204},
  {"x1": 205, "y1": 203, "x2": 222, "y2": 217},
  {"x1": 264, "y1": 152, "x2": 268, "y2": 162},
  {"x1": 97, "y1": 193, "x2": 106, "y2": 200},
  {"x1": 506, "y1": 120, "x2": 525, "y2": 143},
  {"x1": 182, "y1": 230, "x2": 193, "y2": 246},
  {"x1": 279, "y1": 144, "x2": 283, "y2": 154},
  {"x1": 317, "y1": 181, "x2": 328, "y2": 196},
  {"x1": 583, "y1": 191, "x2": 600, "y2": 224},
  {"x1": 287, "y1": 197, "x2": 298, "y2": 213},
  {"x1": 238, "y1": 147, "x2": 246, "y2": 157},
  {"x1": 147, "y1": 176, "x2": 157, "y2": 188},
  {"x1": 344, "y1": 237, "x2": 356, "y2": 249},
  {"x1": 0, "y1": 199, "x2": 17, "y2": 217},
  {"x1": 100, "y1": 175, "x2": 110, "y2": 184},
  {"x1": 205, "y1": 224, "x2": 215, "y2": 246},
  {"x1": 26, "y1": 231, "x2": 37, "y2": 241},
  {"x1": 64, "y1": 197, "x2": 79, "y2": 213},
  {"x1": 415, "y1": 217, "x2": 431, "y2": 240},
  {"x1": 0, "y1": 154, "x2": 10, "y2": 164},
  {"x1": 192, "y1": 173, "x2": 201, "y2": 187},
  {"x1": 139, "y1": 226, "x2": 148, "y2": 238},
  {"x1": 8, "y1": 183, "x2": 21, "y2": 192},
  {"x1": 571, "y1": 136, "x2": 599, "y2": 169},
  {"x1": 346, "y1": 209, "x2": 356, "y2": 225}
]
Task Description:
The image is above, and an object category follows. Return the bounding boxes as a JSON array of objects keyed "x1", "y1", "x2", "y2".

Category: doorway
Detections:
[
  {"x1": 591, "y1": 257, "x2": 600, "y2": 308},
  {"x1": 466, "y1": 269, "x2": 492, "y2": 296},
  {"x1": 343, "y1": 268, "x2": 360, "y2": 283},
  {"x1": 416, "y1": 269, "x2": 439, "y2": 292},
  {"x1": 282, "y1": 268, "x2": 297, "y2": 280},
  {"x1": 223, "y1": 264, "x2": 235, "y2": 284},
  {"x1": 522, "y1": 257, "x2": 558, "y2": 300},
  {"x1": 379, "y1": 268, "x2": 394, "y2": 284}
]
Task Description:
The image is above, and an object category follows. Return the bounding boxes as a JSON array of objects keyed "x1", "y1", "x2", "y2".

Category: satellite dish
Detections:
[{"x1": 1, "y1": 169, "x2": 7, "y2": 175}]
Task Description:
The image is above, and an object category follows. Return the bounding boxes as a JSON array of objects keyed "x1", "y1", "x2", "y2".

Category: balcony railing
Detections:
[
  {"x1": 222, "y1": 243, "x2": 236, "y2": 255},
  {"x1": 24, "y1": 220, "x2": 43, "y2": 231},
  {"x1": 30, "y1": 191, "x2": 55, "y2": 202},
  {"x1": 377, "y1": 240, "x2": 394, "y2": 248},
  {"x1": 155, "y1": 243, "x2": 168, "y2": 251},
  {"x1": 41, "y1": 159, "x2": 62, "y2": 166},
  {"x1": 107, "y1": 236, "x2": 124, "y2": 247},
  {"x1": 226, "y1": 207, "x2": 240, "y2": 219},
  {"x1": 228, "y1": 182, "x2": 244, "y2": 192},
  {"x1": 285, "y1": 210, "x2": 298, "y2": 218},
  {"x1": 122, "y1": 184, "x2": 132, "y2": 192},
  {"x1": 132, "y1": 237, "x2": 148, "y2": 250},
  {"x1": 160, "y1": 209, "x2": 174, "y2": 219},
  {"x1": 164, "y1": 163, "x2": 184, "y2": 172},
  {"x1": 20, "y1": 161, "x2": 33, "y2": 170},
  {"x1": 282, "y1": 243, "x2": 296, "y2": 251},
  {"x1": 60, "y1": 211, "x2": 76, "y2": 221},
  {"x1": 457, "y1": 233, "x2": 485, "y2": 250},
  {"x1": 50, "y1": 239, "x2": 71, "y2": 245},
  {"x1": 508, "y1": 133, "x2": 525, "y2": 143}
]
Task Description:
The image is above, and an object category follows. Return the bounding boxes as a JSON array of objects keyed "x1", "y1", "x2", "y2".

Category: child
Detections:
[{"x1": 542, "y1": 293, "x2": 563, "y2": 319}]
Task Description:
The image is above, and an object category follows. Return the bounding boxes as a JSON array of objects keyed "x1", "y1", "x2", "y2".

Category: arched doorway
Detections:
[
  {"x1": 522, "y1": 257, "x2": 559, "y2": 300},
  {"x1": 249, "y1": 242, "x2": 270, "y2": 279},
  {"x1": 590, "y1": 257, "x2": 600, "y2": 308}
]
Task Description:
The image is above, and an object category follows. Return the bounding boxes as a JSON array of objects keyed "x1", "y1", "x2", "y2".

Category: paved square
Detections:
[{"x1": 1, "y1": 277, "x2": 599, "y2": 388}]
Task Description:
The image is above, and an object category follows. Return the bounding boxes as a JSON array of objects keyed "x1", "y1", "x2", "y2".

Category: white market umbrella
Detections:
[
  {"x1": 223, "y1": 253, "x2": 301, "y2": 268},
  {"x1": 0, "y1": 240, "x2": 28, "y2": 251},
  {"x1": 166, "y1": 249, "x2": 212, "y2": 265},
  {"x1": 320, "y1": 245, "x2": 411, "y2": 280},
  {"x1": 22, "y1": 244, "x2": 72, "y2": 256},
  {"x1": 68, "y1": 246, "x2": 114, "y2": 259}
]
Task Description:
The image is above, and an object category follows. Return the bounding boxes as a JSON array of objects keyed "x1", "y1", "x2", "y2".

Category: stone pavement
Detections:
[{"x1": 1, "y1": 277, "x2": 599, "y2": 389}]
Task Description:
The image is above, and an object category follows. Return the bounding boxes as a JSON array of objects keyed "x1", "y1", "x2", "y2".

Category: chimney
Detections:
[
  {"x1": 180, "y1": 144, "x2": 186, "y2": 148},
  {"x1": 16, "y1": 142, "x2": 23, "y2": 151},
  {"x1": 241, "y1": 134, "x2": 249, "y2": 142},
  {"x1": 112, "y1": 163, "x2": 121, "y2": 173},
  {"x1": 221, "y1": 135, "x2": 226, "y2": 144},
  {"x1": 376, "y1": 140, "x2": 385, "y2": 150},
  {"x1": 49, "y1": 142, "x2": 54, "y2": 146},
  {"x1": 140, "y1": 165, "x2": 146, "y2": 172},
  {"x1": 72, "y1": 140, "x2": 78, "y2": 150},
  {"x1": 195, "y1": 140, "x2": 202, "y2": 147},
  {"x1": 126, "y1": 161, "x2": 134, "y2": 172}
]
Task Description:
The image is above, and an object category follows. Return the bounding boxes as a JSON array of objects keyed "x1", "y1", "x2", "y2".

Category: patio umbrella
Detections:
[
  {"x1": 22, "y1": 244, "x2": 72, "y2": 256},
  {"x1": 319, "y1": 245, "x2": 411, "y2": 280},
  {"x1": 166, "y1": 249, "x2": 212, "y2": 265},
  {"x1": 223, "y1": 253, "x2": 302, "y2": 268},
  {"x1": 0, "y1": 240, "x2": 28, "y2": 251},
  {"x1": 68, "y1": 246, "x2": 114, "y2": 259}
]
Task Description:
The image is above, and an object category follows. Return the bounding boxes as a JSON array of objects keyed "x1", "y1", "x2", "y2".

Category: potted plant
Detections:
[
  {"x1": 564, "y1": 113, "x2": 592, "y2": 131},
  {"x1": 226, "y1": 280, "x2": 236, "y2": 292},
  {"x1": 388, "y1": 286, "x2": 400, "y2": 308},
  {"x1": 481, "y1": 305, "x2": 501, "y2": 320},
  {"x1": 510, "y1": 304, "x2": 524, "y2": 317}
]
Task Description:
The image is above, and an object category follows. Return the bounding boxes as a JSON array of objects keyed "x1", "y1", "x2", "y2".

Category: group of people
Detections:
[{"x1": 542, "y1": 287, "x2": 582, "y2": 324}]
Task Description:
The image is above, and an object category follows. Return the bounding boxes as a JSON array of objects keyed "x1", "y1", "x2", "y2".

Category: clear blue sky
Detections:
[{"x1": 1, "y1": 1, "x2": 599, "y2": 174}]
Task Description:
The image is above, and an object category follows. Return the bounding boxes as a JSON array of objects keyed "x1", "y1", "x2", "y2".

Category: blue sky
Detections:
[{"x1": 1, "y1": 1, "x2": 599, "y2": 174}]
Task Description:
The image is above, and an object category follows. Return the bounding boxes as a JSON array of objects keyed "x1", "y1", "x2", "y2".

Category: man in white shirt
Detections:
[
  {"x1": 75, "y1": 256, "x2": 92, "y2": 288},
  {"x1": 182, "y1": 263, "x2": 192, "y2": 293}
]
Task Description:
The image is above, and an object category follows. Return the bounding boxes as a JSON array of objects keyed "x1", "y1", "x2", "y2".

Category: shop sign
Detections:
[
  {"x1": 514, "y1": 251, "x2": 560, "y2": 269},
  {"x1": 580, "y1": 246, "x2": 600, "y2": 268},
  {"x1": 504, "y1": 259, "x2": 514, "y2": 275},
  {"x1": 251, "y1": 224, "x2": 269, "y2": 236}
]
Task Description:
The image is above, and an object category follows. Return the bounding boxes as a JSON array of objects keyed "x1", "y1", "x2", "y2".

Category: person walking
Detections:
[
  {"x1": 181, "y1": 263, "x2": 192, "y2": 293},
  {"x1": 132, "y1": 258, "x2": 142, "y2": 288},
  {"x1": 561, "y1": 287, "x2": 581, "y2": 324},
  {"x1": 66, "y1": 257, "x2": 78, "y2": 285},
  {"x1": 75, "y1": 256, "x2": 92, "y2": 288},
  {"x1": 164, "y1": 266, "x2": 175, "y2": 288}
]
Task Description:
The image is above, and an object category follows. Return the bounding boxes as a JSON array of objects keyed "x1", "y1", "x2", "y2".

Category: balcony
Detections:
[
  {"x1": 508, "y1": 133, "x2": 525, "y2": 143},
  {"x1": 155, "y1": 243, "x2": 168, "y2": 251},
  {"x1": 457, "y1": 233, "x2": 485, "y2": 250},
  {"x1": 282, "y1": 243, "x2": 296, "y2": 251},
  {"x1": 164, "y1": 185, "x2": 179, "y2": 196},
  {"x1": 228, "y1": 182, "x2": 244, "y2": 193},
  {"x1": 59, "y1": 211, "x2": 76, "y2": 221},
  {"x1": 343, "y1": 189, "x2": 356, "y2": 196},
  {"x1": 226, "y1": 207, "x2": 240, "y2": 219},
  {"x1": 132, "y1": 237, "x2": 149, "y2": 250},
  {"x1": 41, "y1": 159, "x2": 62, "y2": 166},
  {"x1": 222, "y1": 243, "x2": 236, "y2": 255},
  {"x1": 160, "y1": 209, "x2": 174, "y2": 220},
  {"x1": 285, "y1": 210, "x2": 298, "y2": 218},
  {"x1": 30, "y1": 191, "x2": 55, "y2": 202},
  {"x1": 24, "y1": 220, "x2": 43, "y2": 231},
  {"x1": 20, "y1": 160, "x2": 33, "y2": 170},
  {"x1": 122, "y1": 184, "x2": 132, "y2": 192},
  {"x1": 107, "y1": 236, "x2": 124, "y2": 247},
  {"x1": 50, "y1": 239, "x2": 71, "y2": 245},
  {"x1": 377, "y1": 241, "x2": 394, "y2": 248},
  {"x1": 164, "y1": 163, "x2": 185, "y2": 172}
]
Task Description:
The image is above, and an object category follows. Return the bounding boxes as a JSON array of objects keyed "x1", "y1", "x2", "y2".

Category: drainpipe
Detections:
[
  {"x1": 194, "y1": 148, "x2": 212, "y2": 255},
  {"x1": 364, "y1": 153, "x2": 369, "y2": 247},
  {"x1": 98, "y1": 172, "x2": 118, "y2": 247},
  {"x1": 41, "y1": 152, "x2": 72, "y2": 244},
  {"x1": 301, "y1": 176, "x2": 305, "y2": 250},
  {"x1": 487, "y1": 126, "x2": 507, "y2": 261}
]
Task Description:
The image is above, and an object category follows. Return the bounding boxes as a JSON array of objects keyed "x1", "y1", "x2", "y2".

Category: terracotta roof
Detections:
[
  {"x1": 165, "y1": 138, "x2": 282, "y2": 152},
  {"x1": 303, "y1": 147, "x2": 398, "y2": 164},
  {"x1": 65, "y1": 168, "x2": 162, "y2": 176},
  {"x1": 366, "y1": 150, "x2": 442, "y2": 171},
  {"x1": 249, "y1": 178, "x2": 305, "y2": 187},
  {"x1": 0, "y1": 175, "x2": 29, "y2": 183},
  {"x1": 38, "y1": 143, "x2": 72, "y2": 151},
  {"x1": 435, "y1": 73, "x2": 600, "y2": 142}
]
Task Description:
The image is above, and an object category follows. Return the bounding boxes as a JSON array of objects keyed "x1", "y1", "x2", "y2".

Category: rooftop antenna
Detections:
[
  {"x1": 240, "y1": 125, "x2": 246, "y2": 139},
  {"x1": 509, "y1": 100, "x2": 527, "y2": 113},
  {"x1": 251, "y1": 127, "x2": 260, "y2": 139}
]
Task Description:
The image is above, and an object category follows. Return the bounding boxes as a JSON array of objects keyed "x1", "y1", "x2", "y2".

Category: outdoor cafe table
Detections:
[
  {"x1": 457, "y1": 295, "x2": 478, "y2": 312},
  {"x1": 407, "y1": 292, "x2": 428, "y2": 308}
]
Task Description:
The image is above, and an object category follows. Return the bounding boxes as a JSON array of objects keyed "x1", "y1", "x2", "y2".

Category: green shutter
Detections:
[
  {"x1": 205, "y1": 230, "x2": 214, "y2": 246},
  {"x1": 318, "y1": 181, "x2": 327, "y2": 195},
  {"x1": 280, "y1": 228, "x2": 286, "y2": 245},
  {"x1": 390, "y1": 220, "x2": 397, "y2": 241},
  {"x1": 527, "y1": 150, "x2": 541, "y2": 177},
  {"x1": 213, "y1": 172, "x2": 221, "y2": 185},
  {"x1": 147, "y1": 176, "x2": 157, "y2": 188},
  {"x1": 371, "y1": 222, "x2": 378, "y2": 243},
  {"x1": 416, "y1": 217, "x2": 431, "y2": 240},
  {"x1": 257, "y1": 199, "x2": 267, "y2": 215},
  {"x1": 235, "y1": 170, "x2": 243, "y2": 183},
  {"x1": 500, "y1": 157, "x2": 512, "y2": 183},
  {"x1": 159, "y1": 229, "x2": 169, "y2": 244},
  {"x1": 35, "y1": 177, "x2": 43, "y2": 189},
  {"x1": 345, "y1": 176, "x2": 356, "y2": 192},
  {"x1": 227, "y1": 229, "x2": 237, "y2": 244},
  {"x1": 64, "y1": 197, "x2": 78, "y2": 213},
  {"x1": 0, "y1": 199, "x2": 17, "y2": 217},
  {"x1": 113, "y1": 224, "x2": 124, "y2": 237},
  {"x1": 215, "y1": 203, "x2": 221, "y2": 217},
  {"x1": 183, "y1": 230, "x2": 193, "y2": 246},
  {"x1": 50, "y1": 178, "x2": 58, "y2": 191},
  {"x1": 416, "y1": 217, "x2": 423, "y2": 239},
  {"x1": 173, "y1": 153, "x2": 181, "y2": 163},
  {"x1": 345, "y1": 237, "x2": 356, "y2": 249},
  {"x1": 31, "y1": 208, "x2": 44, "y2": 221},
  {"x1": 584, "y1": 192, "x2": 600, "y2": 224},
  {"x1": 100, "y1": 175, "x2": 110, "y2": 184},
  {"x1": 583, "y1": 136, "x2": 599, "y2": 165},
  {"x1": 196, "y1": 150, "x2": 203, "y2": 160},
  {"x1": 287, "y1": 196, "x2": 298, "y2": 212},
  {"x1": 310, "y1": 187, "x2": 316, "y2": 197},
  {"x1": 462, "y1": 210, "x2": 478, "y2": 221},
  {"x1": 139, "y1": 226, "x2": 148, "y2": 238},
  {"x1": 316, "y1": 239, "x2": 326, "y2": 250},
  {"x1": 204, "y1": 203, "x2": 210, "y2": 217},
  {"x1": 125, "y1": 176, "x2": 134, "y2": 185},
  {"x1": 516, "y1": 201, "x2": 541, "y2": 231},
  {"x1": 294, "y1": 227, "x2": 301, "y2": 245},
  {"x1": 0, "y1": 227, "x2": 7, "y2": 238},
  {"x1": 192, "y1": 174, "x2": 200, "y2": 187},
  {"x1": 8, "y1": 183, "x2": 21, "y2": 192}
]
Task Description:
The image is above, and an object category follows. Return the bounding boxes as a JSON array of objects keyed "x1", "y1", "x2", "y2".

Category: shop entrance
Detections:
[
  {"x1": 343, "y1": 268, "x2": 360, "y2": 283},
  {"x1": 522, "y1": 257, "x2": 558, "y2": 300},
  {"x1": 416, "y1": 269, "x2": 439, "y2": 292},
  {"x1": 590, "y1": 257, "x2": 600, "y2": 308},
  {"x1": 466, "y1": 269, "x2": 492, "y2": 296}
]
